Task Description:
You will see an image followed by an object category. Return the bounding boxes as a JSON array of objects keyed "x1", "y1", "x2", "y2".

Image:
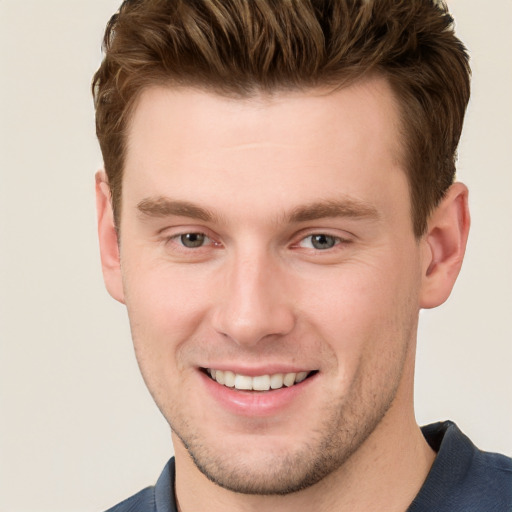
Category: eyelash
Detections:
[
  {"x1": 163, "y1": 231, "x2": 351, "y2": 253},
  {"x1": 165, "y1": 232, "x2": 219, "y2": 251},
  {"x1": 296, "y1": 234, "x2": 347, "y2": 250}
]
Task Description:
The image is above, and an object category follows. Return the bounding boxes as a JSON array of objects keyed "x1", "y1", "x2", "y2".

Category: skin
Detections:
[{"x1": 96, "y1": 76, "x2": 470, "y2": 511}]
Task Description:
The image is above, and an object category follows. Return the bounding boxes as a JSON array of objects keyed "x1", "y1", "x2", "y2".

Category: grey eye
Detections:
[
  {"x1": 180, "y1": 233, "x2": 206, "y2": 248},
  {"x1": 310, "y1": 234, "x2": 337, "y2": 250}
]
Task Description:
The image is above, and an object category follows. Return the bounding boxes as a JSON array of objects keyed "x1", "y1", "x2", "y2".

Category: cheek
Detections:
[
  {"x1": 297, "y1": 254, "x2": 421, "y2": 362},
  {"x1": 124, "y1": 260, "x2": 209, "y2": 326},
  {"x1": 121, "y1": 263, "x2": 212, "y2": 380},
  {"x1": 122, "y1": 271, "x2": 207, "y2": 417}
]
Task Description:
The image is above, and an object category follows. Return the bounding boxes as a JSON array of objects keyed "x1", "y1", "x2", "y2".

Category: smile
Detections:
[{"x1": 205, "y1": 368, "x2": 316, "y2": 391}]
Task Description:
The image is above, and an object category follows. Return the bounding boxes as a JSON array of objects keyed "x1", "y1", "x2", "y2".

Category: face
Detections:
[{"x1": 114, "y1": 78, "x2": 426, "y2": 494}]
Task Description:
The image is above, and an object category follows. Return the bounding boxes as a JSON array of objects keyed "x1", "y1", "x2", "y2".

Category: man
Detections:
[{"x1": 93, "y1": 1, "x2": 512, "y2": 510}]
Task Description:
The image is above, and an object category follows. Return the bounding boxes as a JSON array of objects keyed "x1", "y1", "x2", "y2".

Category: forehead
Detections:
[
  {"x1": 126, "y1": 76, "x2": 403, "y2": 160},
  {"x1": 122, "y1": 77, "x2": 408, "y2": 227}
]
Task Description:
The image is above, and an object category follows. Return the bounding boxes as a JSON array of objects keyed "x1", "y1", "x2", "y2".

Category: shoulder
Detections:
[
  {"x1": 103, "y1": 458, "x2": 176, "y2": 512},
  {"x1": 410, "y1": 421, "x2": 512, "y2": 512},
  {"x1": 469, "y1": 444, "x2": 512, "y2": 499},
  {"x1": 452, "y1": 446, "x2": 512, "y2": 511},
  {"x1": 104, "y1": 486, "x2": 156, "y2": 512}
]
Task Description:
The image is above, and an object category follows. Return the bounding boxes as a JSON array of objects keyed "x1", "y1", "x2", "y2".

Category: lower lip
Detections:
[{"x1": 199, "y1": 370, "x2": 317, "y2": 417}]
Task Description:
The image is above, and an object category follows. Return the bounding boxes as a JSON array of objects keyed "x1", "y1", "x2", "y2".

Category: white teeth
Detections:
[
  {"x1": 209, "y1": 369, "x2": 311, "y2": 391},
  {"x1": 252, "y1": 375, "x2": 271, "y2": 391},
  {"x1": 270, "y1": 373, "x2": 284, "y2": 389},
  {"x1": 283, "y1": 373, "x2": 296, "y2": 387},
  {"x1": 296, "y1": 371, "x2": 308, "y2": 383},
  {"x1": 215, "y1": 370, "x2": 225, "y2": 385},
  {"x1": 234, "y1": 374, "x2": 252, "y2": 390},
  {"x1": 224, "y1": 370, "x2": 236, "y2": 388}
]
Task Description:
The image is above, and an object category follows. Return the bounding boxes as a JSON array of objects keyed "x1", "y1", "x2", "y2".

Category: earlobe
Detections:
[
  {"x1": 95, "y1": 170, "x2": 125, "y2": 304},
  {"x1": 419, "y1": 182, "x2": 470, "y2": 309}
]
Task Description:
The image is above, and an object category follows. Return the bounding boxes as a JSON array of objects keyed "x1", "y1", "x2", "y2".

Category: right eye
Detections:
[
  {"x1": 177, "y1": 233, "x2": 209, "y2": 248},
  {"x1": 299, "y1": 234, "x2": 340, "y2": 250}
]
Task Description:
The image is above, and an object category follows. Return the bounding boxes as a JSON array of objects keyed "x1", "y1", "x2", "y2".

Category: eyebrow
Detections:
[
  {"x1": 137, "y1": 196, "x2": 379, "y2": 224},
  {"x1": 137, "y1": 197, "x2": 216, "y2": 222},
  {"x1": 287, "y1": 199, "x2": 379, "y2": 223}
]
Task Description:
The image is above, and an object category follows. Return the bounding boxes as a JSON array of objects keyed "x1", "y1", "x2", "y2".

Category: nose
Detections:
[{"x1": 211, "y1": 251, "x2": 296, "y2": 347}]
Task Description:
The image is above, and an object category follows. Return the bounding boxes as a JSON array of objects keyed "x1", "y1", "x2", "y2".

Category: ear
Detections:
[
  {"x1": 95, "y1": 170, "x2": 125, "y2": 304},
  {"x1": 419, "y1": 182, "x2": 470, "y2": 309}
]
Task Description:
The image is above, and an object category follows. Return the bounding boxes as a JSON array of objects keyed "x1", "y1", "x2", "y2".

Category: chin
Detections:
[
  {"x1": 170, "y1": 392, "x2": 393, "y2": 496},
  {"x1": 176, "y1": 430, "x2": 344, "y2": 495}
]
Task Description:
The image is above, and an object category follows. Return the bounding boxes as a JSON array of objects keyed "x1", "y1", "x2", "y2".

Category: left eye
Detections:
[
  {"x1": 178, "y1": 233, "x2": 209, "y2": 248},
  {"x1": 299, "y1": 234, "x2": 339, "y2": 250}
]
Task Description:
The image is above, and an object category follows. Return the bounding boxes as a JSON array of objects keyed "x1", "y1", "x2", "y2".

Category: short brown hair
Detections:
[{"x1": 93, "y1": 0, "x2": 470, "y2": 236}]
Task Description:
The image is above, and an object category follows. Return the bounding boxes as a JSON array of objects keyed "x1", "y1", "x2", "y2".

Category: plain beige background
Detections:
[{"x1": 0, "y1": 1, "x2": 511, "y2": 511}]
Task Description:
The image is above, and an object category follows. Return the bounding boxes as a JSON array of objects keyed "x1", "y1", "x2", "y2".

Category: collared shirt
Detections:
[{"x1": 104, "y1": 421, "x2": 512, "y2": 511}]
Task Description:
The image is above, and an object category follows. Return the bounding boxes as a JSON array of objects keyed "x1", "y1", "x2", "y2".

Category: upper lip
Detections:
[{"x1": 200, "y1": 365, "x2": 316, "y2": 376}]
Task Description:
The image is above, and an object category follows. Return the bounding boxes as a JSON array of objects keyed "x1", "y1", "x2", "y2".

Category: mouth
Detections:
[{"x1": 202, "y1": 368, "x2": 318, "y2": 391}]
